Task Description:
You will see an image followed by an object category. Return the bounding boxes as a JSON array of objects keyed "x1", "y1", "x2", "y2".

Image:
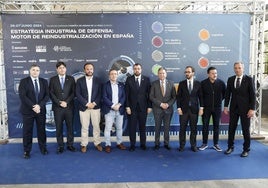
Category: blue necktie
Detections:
[
  {"x1": 34, "y1": 79, "x2": 39, "y2": 102},
  {"x1": 61, "y1": 77, "x2": 64, "y2": 89}
]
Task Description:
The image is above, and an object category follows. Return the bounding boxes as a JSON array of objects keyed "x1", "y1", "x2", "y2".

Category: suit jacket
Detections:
[
  {"x1": 102, "y1": 81, "x2": 126, "y2": 115},
  {"x1": 49, "y1": 75, "x2": 75, "y2": 111},
  {"x1": 176, "y1": 79, "x2": 203, "y2": 114},
  {"x1": 224, "y1": 75, "x2": 255, "y2": 114},
  {"x1": 18, "y1": 76, "x2": 49, "y2": 115},
  {"x1": 75, "y1": 76, "x2": 102, "y2": 111},
  {"x1": 149, "y1": 79, "x2": 176, "y2": 113},
  {"x1": 125, "y1": 75, "x2": 151, "y2": 112}
]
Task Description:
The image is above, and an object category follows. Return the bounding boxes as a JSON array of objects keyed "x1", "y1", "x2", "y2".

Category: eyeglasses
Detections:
[{"x1": 184, "y1": 71, "x2": 192, "y2": 74}]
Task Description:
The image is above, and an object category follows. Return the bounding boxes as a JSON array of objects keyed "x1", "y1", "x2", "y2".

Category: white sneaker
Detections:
[
  {"x1": 198, "y1": 144, "x2": 208, "y2": 151},
  {"x1": 213, "y1": 144, "x2": 222, "y2": 152}
]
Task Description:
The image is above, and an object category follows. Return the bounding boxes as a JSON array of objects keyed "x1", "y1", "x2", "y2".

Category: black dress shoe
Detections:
[
  {"x1": 140, "y1": 145, "x2": 147, "y2": 150},
  {"x1": 191, "y1": 146, "x2": 198, "y2": 152},
  {"x1": 23, "y1": 152, "x2": 30, "y2": 159},
  {"x1": 178, "y1": 147, "x2": 184, "y2": 152},
  {"x1": 240, "y1": 151, "x2": 249, "y2": 157},
  {"x1": 67, "y1": 145, "x2": 76, "y2": 152},
  {"x1": 164, "y1": 145, "x2": 171, "y2": 150},
  {"x1": 41, "y1": 148, "x2": 48, "y2": 155},
  {"x1": 224, "y1": 148, "x2": 234, "y2": 155},
  {"x1": 57, "y1": 147, "x2": 64, "y2": 154},
  {"x1": 154, "y1": 145, "x2": 160, "y2": 150},
  {"x1": 129, "y1": 146, "x2": 135, "y2": 152}
]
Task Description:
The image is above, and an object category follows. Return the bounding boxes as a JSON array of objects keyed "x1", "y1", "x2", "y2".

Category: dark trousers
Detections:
[
  {"x1": 179, "y1": 109, "x2": 198, "y2": 148},
  {"x1": 23, "y1": 113, "x2": 46, "y2": 152},
  {"x1": 128, "y1": 105, "x2": 147, "y2": 147},
  {"x1": 228, "y1": 111, "x2": 251, "y2": 152},
  {"x1": 202, "y1": 108, "x2": 221, "y2": 145},
  {"x1": 153, "y1": 110, "x2": 173, "y2": 146},
  {"x1": 54, "y1": 107, "x2": 74, "y2": 147}
]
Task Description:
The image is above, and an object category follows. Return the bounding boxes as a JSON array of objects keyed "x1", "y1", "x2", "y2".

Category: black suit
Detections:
[
  {"x1": 176, "y1": 79, "x2": 203, "y2": 148},
  {"x1": 224, "y1": 75, "x2": 255, "y2": 151},
  {"x1": 125, "y1": 75, "x2": 151, "y2": 148},
  {"x1": 49, "y1": 75, "x2": 75, "y2": 147},
  {"x1": 19, "y1": 76, "x2": 49, "y2": 153}
]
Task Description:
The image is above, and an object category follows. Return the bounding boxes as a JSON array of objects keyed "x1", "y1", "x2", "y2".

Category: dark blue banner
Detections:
[{"x1": 2, "y1": 14, "x2": 250, "y2": 137}]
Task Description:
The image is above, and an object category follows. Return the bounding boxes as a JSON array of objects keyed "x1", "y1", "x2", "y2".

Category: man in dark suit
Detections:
[
  {"x1": 149, "y1": 67, "x2": 176, "y2": 150},
  {"x1": 76, "y1": 63, "x2": 103, "y2": 153},
  {"x1": 102, "y1": 69, "x2": 127, "y2": 153},
  {"x1": 176, "y1": 66, "x2": 203, "y2": 152},
  {"x1": 18, "y1": 64, "x2": 49, "y2": 159},
  {"x1": 199, "y1": 67, "x2": 226, "y2": 152},
  {"x1": 49, "y1": 61, "x2": 76, "y2": 154},
  {"x1": 224, "y1": 62, "x2": 255, "y2": 157},
  {"x1": 125, "y1": 63, "x2": 151, "y2": 151}
]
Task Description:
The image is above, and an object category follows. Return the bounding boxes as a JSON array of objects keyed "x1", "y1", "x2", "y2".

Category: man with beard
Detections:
[
  {"x1": 76, "y1": 63, "x2": 103, "y2": 153},
  {"x1": 176, "y1": 66, "x2": 204, "y2": 152},
  {"x1": 199, "y1": 67, "x2": 226, "y2": 152},
  {"x1": 125, "y1": 63, "x2": 151, "y2": 151}
]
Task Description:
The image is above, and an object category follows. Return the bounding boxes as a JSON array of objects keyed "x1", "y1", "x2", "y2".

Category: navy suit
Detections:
[
  {"x1": 19, "y1": 76, "x2": 49, "y2": 153},
  {"x1": 76, "y1": 76, "x2": 102, "y2": 111},
  {"x1": 224, "y1": 75, "x2": 255, "y2": 151},
  {"x1": 176, "y1": 79, "x2": 203, "y2": 148},
  {"x1": 102, "y1": 81, "x2": 126, "y2": 115},
  {"x1": 125, "y1": 75, "x2": 151, "y2": 147},
  {"x1": 49, "y1": 75, "x2": 75, "y2": 147}
]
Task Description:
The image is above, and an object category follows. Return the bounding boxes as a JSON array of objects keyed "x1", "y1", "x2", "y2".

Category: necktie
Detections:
[
  {"x1": 136, "y1": 77, "x2": 139, "y2": 88},
  {"x1": 161, "y1": 81, "x2": 165, "y2": 96},
  {"x1": 188, "y1": 80, "x2": 192, "y2": 93},
  {"x1": 34, "y1": 79, "x2": 39, "y2": 102},
  {"x1": 236, "y1": 77, "x2": 240, "y2": 88},
  {"x1": 61, "y1": 77, "x2": 64, "y2": 89}
]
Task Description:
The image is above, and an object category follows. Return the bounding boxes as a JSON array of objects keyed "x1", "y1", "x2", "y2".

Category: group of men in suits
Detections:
[{"x1": 19, "y1": 61, "x2": 255, "y2": 159}]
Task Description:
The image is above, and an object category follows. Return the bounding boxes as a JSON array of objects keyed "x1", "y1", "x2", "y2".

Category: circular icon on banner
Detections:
[
  {"x1": 152, "y1": 64, "x2": 162, "y2": 76},
  {"x1": 152, "y1": 36, "x2": 164, "y2": 48},
  {"x1": 108, "y1": 55, "x2": 135, "y2": 83},
  {"x1": 152, "y1": 50, "x2": 164, "y2": 62},
  {"x1": 198, "y1": 57, "x2": 209, "y2": 69},
  {"x1": 152, "y1": 21, "x2": 164, "y2": 34},
  {"x1": 198, "y1": 43, "x2": 210, "y2": 55},
  {"x1": 199, "y1": 29, "x2": 210, "y2": 41}
]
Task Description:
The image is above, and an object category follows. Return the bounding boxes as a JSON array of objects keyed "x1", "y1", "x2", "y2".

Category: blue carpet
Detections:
[{"x1": 1, "y1": 139, "x2": 268, "y2": 184}]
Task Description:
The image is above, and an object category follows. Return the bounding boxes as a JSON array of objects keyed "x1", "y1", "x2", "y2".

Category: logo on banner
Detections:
[{"x1": 36, "y1": 45, "x2": 47, "y2": 52}]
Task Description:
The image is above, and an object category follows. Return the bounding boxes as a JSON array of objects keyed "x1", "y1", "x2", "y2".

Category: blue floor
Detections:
[{"x1": 1, "y1": 140, "x2": 268, "y2": 184}]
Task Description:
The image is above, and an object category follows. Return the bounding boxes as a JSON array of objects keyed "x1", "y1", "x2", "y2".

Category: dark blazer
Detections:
[
  {"x1": 224, "y1": 75, "x2": 255, "y2": 114},
  {"x1": 49, "y1": 75, "x2": 75, "y2": 110},
  {"x1": 176, "y1": 79, "x2": 203, "y2": 114},
  {"x1": 125, "y1": 75, "x2": 151, "y2": 112},
  {"x1": 149, "y1": 79, "x2": 176, "y2": 113},
  {"x1": 102, "y1": 81, "x2": 126, "y2": 115},
  {"x1": 75, "y1": 76, "x2": 102, "y2": 111},
  {"x1": 18, "y1": 76, "x2": 49, "y2": 115},
  {"x1": 201, "y1": 78, "x2": 226, "y2": 108}
]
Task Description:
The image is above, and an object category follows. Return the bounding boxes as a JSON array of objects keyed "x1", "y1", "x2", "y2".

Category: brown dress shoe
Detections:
[
  {"x1": 81, "y1": 146, "x2": 87, "y2": 153},
  {"x1": 95, "y1": 144, "x2": 103, "y2": 152},
  {"x1": 105, "y1": 146, "x2": 111, "y2": 153},
  {"x1": 117, "y1": 143, "x2": 126, "y2": 150}
]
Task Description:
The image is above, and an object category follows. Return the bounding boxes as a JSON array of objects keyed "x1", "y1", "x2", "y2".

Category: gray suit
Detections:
[{"x1": 149, "y1": 79, "x2": 176, "y2": 146}]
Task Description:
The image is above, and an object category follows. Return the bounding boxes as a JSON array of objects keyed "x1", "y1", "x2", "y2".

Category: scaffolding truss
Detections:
[{"x1": 0, "y1": 0, "x2": 266, "y2": 140}]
